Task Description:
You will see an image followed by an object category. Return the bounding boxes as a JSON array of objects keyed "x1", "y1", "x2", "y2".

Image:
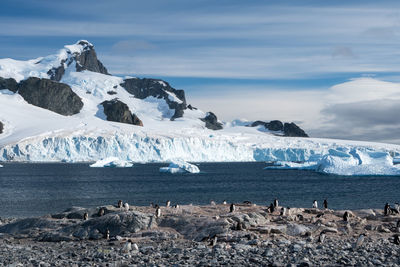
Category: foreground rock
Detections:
[
  {"x1": 0, "y1": 121, "x2": 3, "y2": 134},
  {"x1": 0, "y1": 204, "x2": 399, "y2": 266}
]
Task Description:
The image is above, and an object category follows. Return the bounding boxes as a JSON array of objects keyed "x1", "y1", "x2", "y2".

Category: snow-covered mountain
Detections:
[{"x1": 0, "y1": 40, "x2": 400, "y2": 175}]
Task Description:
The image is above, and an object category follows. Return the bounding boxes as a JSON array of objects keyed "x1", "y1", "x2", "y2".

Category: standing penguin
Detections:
[
  {"x1": 117, "y1": 200, "x2": 123, "y2": 209},
  {"x1": 274, "y1": 198, "x2": 279, "y2": 208},
  {"x1": 394, "y1": 235, "x2": 400, "y2": 245},
  {"x1": 313, "y1": 200, "x2": 318, "y2": 209},
  {"x1": 355, "y1": 234, "x2": 365, "y2": 248},
  {"x1": 83, "y1": 212, "x2": 89, "y2": 221},
  {"x1": 269, "y1": 203, "x2": 275, "y2": 213},
  {"x1": 323, "y1": 199, "x2": 328, "y2": 209},
  {"x1": 343, "y1": 211, "x2": 350, "y2": 222},
  {"x1": 230, "y1": 203, "x2": 236, "y2": 213},
  {"x1": 98, "y1": 208, "x2": 105, "y2": 217},
  {"x1": 384, "y1": 203, "x2": 391, "y2": 216},
  {"x1": 105, "y1": 229, "x2": 110, "y2": 240},
  {"x1": 156, "y1": 206, "x2": 161, "y2": 218},
  {"x1": 124, "y1": 202, "x2": 129, "y2": 212},
  {"x1": 223, "y1": 200, "x2": 227, "y2": 205},
  {"x1": 166, "y1": 200, "x2": 171, "y2": 208},
  {"x1": 318, "y1": 232, "x2": 326, "y2": 243}
]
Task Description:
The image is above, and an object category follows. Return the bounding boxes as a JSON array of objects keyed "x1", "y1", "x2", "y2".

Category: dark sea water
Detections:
[{"x1": 0, "y1": 162, "x2": 399, "y2": 218}]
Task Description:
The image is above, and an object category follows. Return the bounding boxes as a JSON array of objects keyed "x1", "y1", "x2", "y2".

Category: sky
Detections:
[{"x1": 1, "y1": 0, "x2": 400, "y2": 143}]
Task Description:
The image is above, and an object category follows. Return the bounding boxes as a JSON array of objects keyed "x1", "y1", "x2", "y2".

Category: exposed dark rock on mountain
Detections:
[
  {"x1": 18, "y1": 77, "x2": 83, "y2": 116},
  {"x1": 201, "y1": 112, "x2": 223, "y2": 130},
  {"x1": 283, "y1": 122, "x2": 309, "y2": 137},
  {"x1": 101, "y1": 99, "x2": 143, "y2": 126},
  {"x1": 249, "y1": 120, "x2": 308, "y2": 137},
  {"x1": 0, "y1": 121, "x2": 3, "y2": 134},
  {"x1": 0, "y1": 77, "x2": 18, "y2": 92},
  {"x1": 48, "y1": 41, "x2": 109, "y2": 81},
  {"x1": 120, "y1": 78, "x2": 187, "y2": 120}
]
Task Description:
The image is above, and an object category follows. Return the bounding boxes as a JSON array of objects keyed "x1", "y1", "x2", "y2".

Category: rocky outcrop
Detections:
[
  {"x1": 120, "y1": 78, "x2": 187, "y2": 120},
  {"x1": 101, "y1": 99, "x2": 143, "y2": 126},
  {"x1": 201, "y1": 112, "x2": 223, "y2": 130},
  {"x1": 18, "y1": 77, "x2": 83, "y2": 116},
  {"x1": 250, "y1": 120, "x2": 308, "y2": 137},
  {"x1": 48, "y1": 40, "x2": 109, "y2": 81},
  {"x1": 0, "y1": 77, "x2": 18, "y2": 92},
  {"x1": 283, "y1": 122, "x2": 308, "y2": 137},
  {"x1": 0, "y1": 121, "x2": 3, "y2": 134}
]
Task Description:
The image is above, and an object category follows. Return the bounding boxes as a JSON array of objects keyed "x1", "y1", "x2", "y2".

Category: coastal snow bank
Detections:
[
  {"x1": 90, "y1": 157, "x2": 133, "y2": 168},
  {"x1": 160, "y1": 160, "x2": 200, "y2": 174}
]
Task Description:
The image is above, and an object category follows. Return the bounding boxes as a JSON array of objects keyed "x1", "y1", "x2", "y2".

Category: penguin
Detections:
[
  {"x1": 280, "y1": 207, "x2": 287, "y2": 216},
  {"x1": 124, "y1": 202, "x2": 129, "y2": 212},
  {"x1": 209, "y1": 235, "x2": 217, "y2": 246},
  {"x1": 269, "y1": 203, "x2": 275, "y2": 213},
  {"x1": 395, "y1": 203, "x2": 400, "y2": 213},
  {"x1": 174, "y1": 204, "x2": 180, "y2": 210},
  {"x1": 343, "y1": 211, "x2": 350, "y2": 222},
  {"x1": 121, "y1": 240, "x2": 132, "y2": 253},
  {"x1": 384, "y1": 203, "x2": 391, "y2": 216},
  {"x1": 318, "y1": 232, "x2": 326, "y2": 243},
  {"x1": 394, "y1": 235, "x2": 400, "y2": 245},
  {"x1": 83, "y1": 212, "x2": 89, "y2": 221},
  {"x1": 117, "y1": 200, "x2": 123, "y2": 209},
  {"x1": 132, "y1": 242, "x2": 139, "y2": 251},
  {"x1": 230, "y1": 203, "x2": 236, "y2": 213},
  {"x1": 105, "y1": 229, "x2": 110, "y2": 240},
  {"x1": 166, "y1": 200, "x2": 171, "y2": 208},
  {"x1": 150, "y1": 202, "x2": 154, "y2": 208},
  {"x1": 397, "y1": 220, "x2": 400, "y2": 228},
  {"x1": 323, "y1": 199, "x2": 328, "y2": 209},
  {"x1": 312, "y1": 200, "x2": 318, "y2": 209},
  {"x1": 236, "y1": 221, "x2": 243, "y2": 231},
  {"x1": 210, "y1": 200, "x2": 216, "y2": 206},
  {"x1": 156, "y1": 207, "x2": 161, "y2": 218},
  {"x1": 223, "y1": 200, "x2": 227, "y2": 205},
  {"x1": 355, "y1": 234, "x2": 365, "y2": 248},
  {"x1": 98, "y1": 208, "x2": 105, "y2": 217},
  {"x1": 274, "y1": 198, "x2": 279, "y2": 208}
]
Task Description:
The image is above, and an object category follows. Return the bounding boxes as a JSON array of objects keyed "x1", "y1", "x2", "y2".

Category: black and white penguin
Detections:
[
  {"x1": 117, "y1": 200, "x2": 123, "y2": 209},
  {"x1": 269, "y1": 203, "x2": 275, "y2": 213},
  {"x1": 124, "y1": 202, "x2": 129, "y2": 212},
  {"x1": 355, "y1": 234, "x2": 365, "y2": 248},
  {"x1": 230, "y1": 203, "x2": 236, "y2": 213},
  {"x1": 98, "y1": 207, "x2": 105, "y2": 217},
  {"x1": 384, "y1": 203, "x2": 391, "y2": 216},
  {"x1": 209, "y1": 235, "x2": 217, "y2": 246},
  {"x1": 156, "y1": 207, "x2": 161, "y2": 218},
  {"x1": 274, "y1": 198, "x2": 279, "y2": 208},
  {"x1": 166, "y1": 200, "x2": 171, "y2": 208},
  {"x1": 105, "y1": 229, "x2": 110, "y2": 240},
  {"x1": 236, "y1": 221, "x2": 243, "y2": 231},
  {"x1": 83, "y1": 212, "x2": 89, "y2": 221},
  {"x1": 313, "y1": 200, "x2": 318, "y2": 209},
  {"x1": 223, "y1": 200, "x2": 227, "y2": 205},
  {"x1": 343, "y1": 211, "x2": 350, "y2": 222},
  {"x1": 318, "y1": 232, "x2": 326, "y2": 243},
  {"x1": 394, "y1": 234, "x2": 400, "y2": 245},
  {"x1": 280, "y1": 207, "x2": 287, "y2": 216},
  {"x1": 323, "y1": 199, "x2": 328, "y2": 209}
]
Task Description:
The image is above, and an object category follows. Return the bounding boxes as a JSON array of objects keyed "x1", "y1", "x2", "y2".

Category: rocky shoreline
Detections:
[{"x1": 0, "y1": 203, "x2": 399, "y2": 266}]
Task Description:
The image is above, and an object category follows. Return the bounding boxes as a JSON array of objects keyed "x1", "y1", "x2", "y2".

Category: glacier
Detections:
[
  {"x1": 160, "y1": 160, "x2": 200, "y2": 174},
  {"x1": 1, "y1": 40, "x2": 400, "y2": 176}
]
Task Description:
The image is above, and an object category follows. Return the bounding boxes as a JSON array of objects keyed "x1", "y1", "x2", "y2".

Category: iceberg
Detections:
[
  {"x1": 264, "y1": 161, "x2": 318, "y2": 170},
  {"x1": 90, "y1": 157, "x2": 133, "y2": 168},
  {"x1": 160, "y1": 160, "x2": 200, "y2": 174},
  {"x1": 0, "y1": 164, "x2": 2, "y2": 168}
]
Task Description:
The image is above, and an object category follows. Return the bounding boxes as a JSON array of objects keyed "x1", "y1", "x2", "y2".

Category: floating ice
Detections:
[
  {"x1": 160, "y1": 160, "x2": 200, "y2": 174},
  {"x1": 90, "y1": 157, "x2": 133, "y2": 168},
  {"x1": 265, "y1": 161, "x2": 318, "y2": 170}
]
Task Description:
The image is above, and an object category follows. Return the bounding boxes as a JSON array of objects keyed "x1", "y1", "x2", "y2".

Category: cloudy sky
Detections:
[{"x1": 1, "y1": 0, "x2": 400, "y2": 143}]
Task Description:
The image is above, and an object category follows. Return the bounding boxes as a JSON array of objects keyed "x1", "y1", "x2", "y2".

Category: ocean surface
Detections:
[{"x1": 0, "y1": 162, "x2": 399, "y2": 218}]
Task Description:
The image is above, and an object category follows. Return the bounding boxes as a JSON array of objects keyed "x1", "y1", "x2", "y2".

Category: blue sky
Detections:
[{"x1": 1, "y1": 0, "x2": 400, "y2": 143}]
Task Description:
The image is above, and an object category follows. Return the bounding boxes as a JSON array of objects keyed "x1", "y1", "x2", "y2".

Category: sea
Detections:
[{"x1": 0, "y1": 162, "x2": 399, "y2": 218}]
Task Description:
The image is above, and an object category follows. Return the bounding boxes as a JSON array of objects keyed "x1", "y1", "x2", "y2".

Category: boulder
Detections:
[
  {"x1": 283, "y1": 122, "x2": 308, "y2": 137},
  {"x1": 0, "y1": 77, "x2": 18, "y2": 92},
  {"x1": 266, "y1": 120, "x2": 284, "y2": 131},
  {"x1": 201, "y1": 112, "x2": 223, "y2": 130},
  {"x1": 0, "y1": 121, "x2": 3, "y2": 134},
  {"x1": 120, "y1": 78, "x2": 187, "y2": 120},
  {"x1": 18, "y1": 77, "x2": 83, "y2": 115},
  {"x1": 101, "y1": 99, "x2": 143, "y2": 126}
]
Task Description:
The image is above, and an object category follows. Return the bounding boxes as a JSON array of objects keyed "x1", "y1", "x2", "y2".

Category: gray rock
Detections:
[
  {"x1": 120, "y1": 78, "x2": 187, "y2": 120},
  {"x1": 18, "y1": 77, "x2": 83, "y2": 116},
  {"x1": 283, "y1": 122, "x2": 308, "y2": 137},
  {"x1": 0, "y1": 121, "x2": 3, "y2": 134},
  {"x1": 201, "y1": 112, "x2": 223, "y2": 130},
  {"x1": 0, "y1": 77, "x2": 18, "y2": 92},
  {"x1": 101, "y1": 99, "x2": 143, "y2": 126}
]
